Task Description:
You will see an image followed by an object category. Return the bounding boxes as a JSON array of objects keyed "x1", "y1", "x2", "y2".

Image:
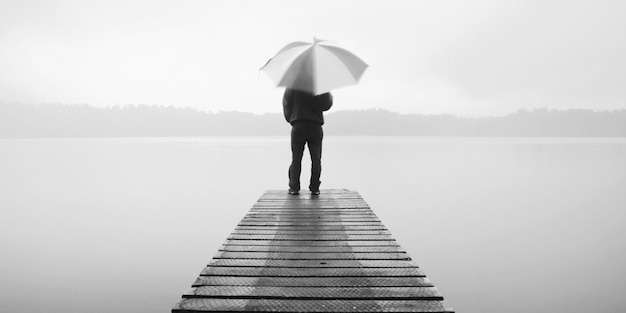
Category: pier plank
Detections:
[
  {"x1": 206, "y1": 259, "x2": 416, "y2": 268},
  {"x1": 183, "y1": 286, "x2": 443, "y2": 300},
  {"x1": 243, "y1": 215, "x2": 379, "y2": 220},
  {"x1": 235, "y1": 225, "x2": 388, "y2": 231},
  {"x1": 192, "y1": 276, "x2": 435, "y2": 288},
  {"x1": 239, "y1": 221, "x2": 382, "y2": 224},
  {"x1": 223, "y1": 240, "x2": 400, "y2": 246},
  {"x1": 200, "y1": 266, "x2": 426, "y2": 277},
  {"x1": 232, "y1": 228, "x2": 391, "y2": 235},
  {"x1": 173, "y1": 298, "x2": 451, "y2": 312},
  {"x1": 218, "y1": 245, "x2": 403, "y2": 253},
  {"x1": 227, "y1": 234, "x2": 395, "y2": 241},
  {"x1": 213, "y1": 251, "x2": 411, "y2": 260}
]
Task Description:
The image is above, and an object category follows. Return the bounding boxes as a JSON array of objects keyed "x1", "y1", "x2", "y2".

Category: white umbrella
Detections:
[{"x1": 260, "y1": 38, "x2": 368, "y2": 95}]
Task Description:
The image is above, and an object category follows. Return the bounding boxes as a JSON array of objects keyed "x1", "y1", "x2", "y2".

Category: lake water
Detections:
[{"x1": 1, "y1": 136, "x2": 625, "y2": 313}]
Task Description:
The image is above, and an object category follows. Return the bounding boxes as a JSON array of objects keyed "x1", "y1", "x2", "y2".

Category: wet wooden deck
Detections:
[{"x1": 172, "y1": 189, "x2": 454, "y2": 312}]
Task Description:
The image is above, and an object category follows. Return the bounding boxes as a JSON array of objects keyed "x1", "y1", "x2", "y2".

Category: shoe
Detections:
[
  {"x1": 288, "y1": 189, "x2": 299, "y2": 195},
  {"x1": 310, "y1": 190, "x2": 320, "y2": 196}
]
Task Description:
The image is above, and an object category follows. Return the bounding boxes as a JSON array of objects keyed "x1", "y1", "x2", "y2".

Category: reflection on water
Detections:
[{"x1": 1, "y1": 137, "x2": 625, "y2": 313}]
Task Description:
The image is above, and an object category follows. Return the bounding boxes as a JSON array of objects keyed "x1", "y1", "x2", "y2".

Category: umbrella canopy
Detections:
[{"x1": 260, "y1": 38, "x2": 368, "y2": 95}]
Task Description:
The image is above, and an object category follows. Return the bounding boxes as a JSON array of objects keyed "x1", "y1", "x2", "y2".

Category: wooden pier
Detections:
[{"x1": 172, "y1": 189, "x2": 454, "y2": 312}]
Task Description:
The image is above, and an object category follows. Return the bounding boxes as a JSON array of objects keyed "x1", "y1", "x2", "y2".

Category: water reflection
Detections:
[{"x1": 0, "y1": 137, "x2": 624, "y2": 313}]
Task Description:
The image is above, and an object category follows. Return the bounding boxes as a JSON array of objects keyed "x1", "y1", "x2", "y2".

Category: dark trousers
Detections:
[{"x1": 289, "y1": 121, "x2": 323, "y2": 192}]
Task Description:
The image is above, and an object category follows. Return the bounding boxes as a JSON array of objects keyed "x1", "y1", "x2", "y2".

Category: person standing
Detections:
[{"x1": 283, "y1": 88, "x2": 333, "y2": 195}]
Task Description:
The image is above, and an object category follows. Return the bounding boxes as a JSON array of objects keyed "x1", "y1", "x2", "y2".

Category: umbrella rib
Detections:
[
  {"x1": 277, "y1": 47, "x2": 315, "y2": 92},
  {"x1": 318, "y1": 44, "x2": 368, "y2": 81},
  {"x1": 311, "y1": 44, "x2": 318, "y2": 94},
  {"x1": 275, "y1": 41, "x2": 310, "y2": 55}
]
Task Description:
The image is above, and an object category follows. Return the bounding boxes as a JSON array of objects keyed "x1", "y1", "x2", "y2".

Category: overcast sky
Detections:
[{"x1": 1, "y1": 0, "x2": 625, "y2": 116}]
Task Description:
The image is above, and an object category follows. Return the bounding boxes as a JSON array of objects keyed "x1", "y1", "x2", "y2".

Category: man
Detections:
[{"x1": 283, "y1": 88, "x2": 333, "y2": 196}]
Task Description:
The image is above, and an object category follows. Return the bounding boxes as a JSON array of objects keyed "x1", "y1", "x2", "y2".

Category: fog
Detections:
[{"x1": 1, "y1": 137, "x2": 625, "y2": 312}]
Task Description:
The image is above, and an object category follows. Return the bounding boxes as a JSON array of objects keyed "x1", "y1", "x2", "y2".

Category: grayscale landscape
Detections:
[{"x1": 1, "y1": 1, "x2": 625, "y2": 313}]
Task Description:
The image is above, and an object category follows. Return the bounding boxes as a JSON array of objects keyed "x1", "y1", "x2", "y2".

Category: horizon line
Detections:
[{"x1": 3, "y1": 101, "x2": 626, "y2": 119}]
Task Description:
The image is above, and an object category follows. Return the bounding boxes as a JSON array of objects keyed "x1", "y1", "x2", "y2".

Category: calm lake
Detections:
[{"x1": 1, "y1": 136, "x2": 625, "y2": 313}]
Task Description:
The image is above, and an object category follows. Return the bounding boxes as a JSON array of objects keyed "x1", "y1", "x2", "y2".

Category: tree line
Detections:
[{"x1": 1, "y1": 102, "x2": 625, "y2": 137}]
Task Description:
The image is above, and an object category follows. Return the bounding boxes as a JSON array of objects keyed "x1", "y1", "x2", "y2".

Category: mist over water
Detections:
[{"x1": 1, "y1": 137, "x2": 625, "y2": 313}]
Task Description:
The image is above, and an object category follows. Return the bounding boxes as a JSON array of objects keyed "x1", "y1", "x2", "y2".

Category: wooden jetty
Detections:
[{"x1": 172, "y1": 189, "x2": 454, "y2": 312}]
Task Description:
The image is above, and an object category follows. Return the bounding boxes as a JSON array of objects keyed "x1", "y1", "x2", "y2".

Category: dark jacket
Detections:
[{"x1": 283, "y1": 89, "x2": 333, "y2": 125}]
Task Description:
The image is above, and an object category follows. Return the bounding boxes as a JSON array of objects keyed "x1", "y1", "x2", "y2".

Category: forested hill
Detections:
[{"x1": 2, "y1": 102, "x2": 626, "y2": 137}]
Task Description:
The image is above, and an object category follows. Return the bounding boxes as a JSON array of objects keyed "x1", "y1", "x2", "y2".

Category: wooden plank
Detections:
[
  {"x1": 206, "y1": 259, "x2": 416, "y2": 268},
  {"x1": 254, "y1": 196, "x2": 366, "y2": 201},
  {"x1": 238, "y1": 221, "x2": 384, "y2": 224},
  {"x1": 193, "y1": 276, "x2": 435, "y2": 288},
  {"x1": 173, "y1": 298, "x2": 453, "y2": 312},
  {"x1": 246, "y1": 212, "x2": 377, "y2": 216},
  {"x1": 238, "y1": 221, "x2": 382, "y2": 227},
  {"x1": 230, "y1": 230, "x2": 392, "y2": 235},
  {"x1": 183, "y1": 286, "x2": 443, "y2": 300},
  {"x1": 200, "y1": 266, "x2": 426, "y2": 277},
  {"x1": 255, "y1": 200, "x2": 366, "y2": 205},
  {"x1": 213, "y1": 251, "x2": 411, "y2": 260},
  {"x1": 249, "y1": 207, "x2": 372, "y2": 211},
  {"x1": 247, "y1": 212, "x2": 376, "y2": 216},
  {"x1": 252, "y1": 199, "x2": 370, "y2": 209},
  {"x1": 241, "y1": 217, "x2": 382, "y2": 222},
  {"x1": 245, "y1": 210, "x2": 374, "y2": 215},
  {"x1": 263, "y1": 189, "x2": 357, "y2": 193},
  {"x1": 243, "y1": 217, "x2": 378, "y2": 221},
  {"x1": 223, "y1": 240, "x2": 399, "y2": 246},
  {"x1": 235, "y1": 225, "x2": 388, "y2": 231},
  {"x1": 251, "y1": 206, "x2": 372, "y2": 210},
  {"x1": 258, "y1": 196, "x2": 364, "y2": 201},
  {"x1": 219, "y1": 245, "x2": 403, "y2": 253},
  {"x1": 227, "y1": 234, "x2": 395, "y2": 241},
  {"x1": 257, "y1": 198, "x2": 366, "y2": 202},
  {"x1": 260, "y1": 191, "x2": 362, "y2": 197},
  {"x1": 253, "y1": 203, "x2": 370, "y2": 208}
]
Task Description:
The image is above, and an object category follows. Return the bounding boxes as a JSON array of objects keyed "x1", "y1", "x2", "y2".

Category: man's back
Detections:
[{"x1": 283, "y1": 89, "x2": 333, "y2": 125}]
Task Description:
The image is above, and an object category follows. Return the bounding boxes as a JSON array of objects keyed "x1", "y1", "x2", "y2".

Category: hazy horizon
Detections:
[
  {"x1": 3, "y1": 101, "x2": 626, "y2": 137},
  {"x1": 8, "y1": 100, "x2": 626, "y2": 116},
  {"x1": 5, "y1": 100, "x2": 626, "y2": 117}
]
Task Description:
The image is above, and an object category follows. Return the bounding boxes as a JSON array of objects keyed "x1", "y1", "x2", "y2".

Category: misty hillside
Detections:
[{"x1": 1, "y1": 102, "x2": 625, "y2": 137}]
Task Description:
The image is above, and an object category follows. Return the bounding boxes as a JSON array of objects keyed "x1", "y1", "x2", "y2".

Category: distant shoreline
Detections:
[
  {"x1": 2, "y1": 103, "x2": 626, "y2": 138},
  {"x1": 3, "y1": 136, "x2": 626, "y2": 142}
]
